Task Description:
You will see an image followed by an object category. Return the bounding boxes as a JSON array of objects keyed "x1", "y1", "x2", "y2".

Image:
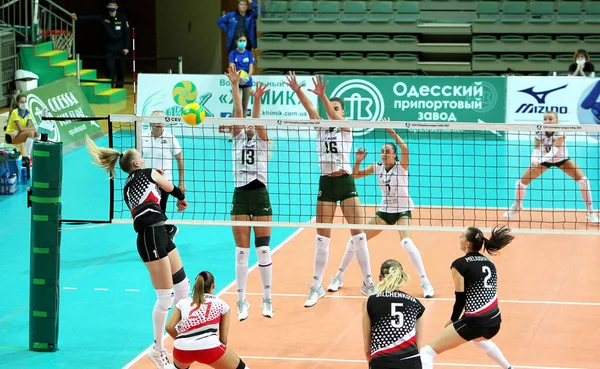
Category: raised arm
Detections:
[
  {"x1": 284, "y1": 71, "x2": 321, "y2": 120},
  {"x1": 353, "y1": 149, "x2": 375, "y2": 179},
  {"x1": 307, "y1": 75, "x2": 349, "y2": 132},
  {"x1": 224, "y1": 65, "x2": 244, "y2": 137},
  {"x1": 385, "y1": 127, "x2": 409, "y2": 170},
  {"x1": 251, "y1": 81, "x2": 270, "y2": 141}
]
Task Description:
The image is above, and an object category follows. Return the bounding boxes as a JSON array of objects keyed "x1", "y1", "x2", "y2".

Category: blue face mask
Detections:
[
  {"x1": 108, "y1": 7, "x2": 117, "y2": 12},
  {"x1": 237, "y1": 41, "x2": 247, "y2": 50}
]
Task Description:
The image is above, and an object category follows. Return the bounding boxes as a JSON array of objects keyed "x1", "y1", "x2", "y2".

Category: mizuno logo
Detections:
[{"x1": 518, "y1": 85, "x2": 567, "y2": 104}]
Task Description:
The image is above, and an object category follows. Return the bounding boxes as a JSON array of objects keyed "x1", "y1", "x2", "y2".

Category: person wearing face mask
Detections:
[
  {"x1": 71, "y1": 1, "x2": 131, "y2": 88},
  {"x1": 217, "y1": 0, "x2": 259, "y2": 53},
  {"x1": 228, "y1": 34, "x2": 255, "y2": 119},
  {"x1": 4, "y1": 94, "x2": 40, "y2": 168},
  {"x1": 568, "y1": 49, "x2": 595, "y2": 77}
]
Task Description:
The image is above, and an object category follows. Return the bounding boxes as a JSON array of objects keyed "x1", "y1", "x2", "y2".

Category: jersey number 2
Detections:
[
  {"x1": 391, "y1": 302, "x2": 404, "y2": 328},
  {"x1": 482, "y1": 266, "x2": 492, "y2": 288},
  {"x1": 324, "y1": 141, "x2": 338, "y2": 154},
  {"x1": 241, "y1": 149, "x2": 255, "y2": 165}
]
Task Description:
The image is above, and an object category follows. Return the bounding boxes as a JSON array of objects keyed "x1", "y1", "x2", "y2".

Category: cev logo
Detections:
[
  {"x1": 330, "y1": 79, "x2": 385, "y2": 137},
  {"x1": 27, "y1": 94, "x2": 61, "y2": 143}
]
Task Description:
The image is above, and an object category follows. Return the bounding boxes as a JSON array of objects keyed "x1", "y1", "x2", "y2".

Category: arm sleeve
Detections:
[
  {"x1": 228, "y1": 50, "x2": 235, "y2": 64},
  {"x1": 451, "y1": 292, "x2": 466, "y2": 322},
  {"x1": 249, "y1": 51, "x2": 255, "y2": 65}
]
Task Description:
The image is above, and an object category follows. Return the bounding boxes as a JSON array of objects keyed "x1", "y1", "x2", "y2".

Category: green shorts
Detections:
[
  {"x1": 231, "y1": 187, "x2": 273, "y2": 216},
  {"x1": 317, "y1": 174, "x2": 358, "y2": 203},
  {"x1": 375, "y1": 211, "x2": 412, "y2": 225},
  {"x1": 542, "y1": 158, "x2": 570, "y2": 168}
]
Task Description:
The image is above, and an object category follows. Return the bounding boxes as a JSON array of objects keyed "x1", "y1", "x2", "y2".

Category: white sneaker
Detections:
[
  {"x1": 587, "y1": 211, "x2": 600, "y2": 224},
  {"x1": 503, "y1": 204, "x2": 522, "y2": 219},
  {"x1": 421, "y1": 280, "x2": 435, "y2": 298},
  {"x1": 147, "y1": 345, "x2": 174, "y2": 369},
  {"x1": 327, "y1": 274, "x2": 344, "y2": 292},
  {"x1": 304, "y1": 285, "x2": 326, "y2": 308},
  {"x1": 262, "y1": 298, "x2": 274, "y2": 318},
  {"x1": 237, "y1": 299, "x2": 250, "y2": 321},
  {"x1": 361, "y1": 282, "x2": 376, "y2": 296}
]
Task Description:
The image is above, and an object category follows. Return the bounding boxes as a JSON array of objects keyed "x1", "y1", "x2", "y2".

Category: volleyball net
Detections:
[{"x1": 105, "y1": 113, "x2": 600, "y2": 234}]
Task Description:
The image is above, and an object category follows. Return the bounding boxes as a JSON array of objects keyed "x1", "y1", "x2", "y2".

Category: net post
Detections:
[
  {"x1": 28, "y1": 141, "x2": 63, "y2": 352},
  {"x1": 108, "y1": 116, "x2": 115, "y2": 221}
]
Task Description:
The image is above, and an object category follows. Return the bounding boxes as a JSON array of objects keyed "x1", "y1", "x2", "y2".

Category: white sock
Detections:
[
  {"x1": 313, "y1": 235, "x2": 330, "y2": 288},
  {"x1": 420, "y1": 345, "x2": 437, "y2": 369},
  {"x1": 471, "y1": 340, "x2": 511, "y2": 369},
  {"x1": 25, "y1": 137, "x2": 34, "y2": 157},
  {"x1": 336, "y1": 238, "x2": 356, "y2": 278},
  {"x1": 153, "y1": 289, "x2": 174, "y2": 350},
  {"x1": 401, "y1": 238, "x2": 428, "y2": 281},
  {"x1": 352, "y1": 233, "x2": 373, "y2": 286},
  {"x1": 235, "y1": 247, "x2": 250, "y2": 302},
  {"x1": 578, "y1": 177, "x2": 594, "y2": 212},
  {"x1": 515, "y1": 180, "x2": 527, "y2": 208},
  {"x1": 256, "y1": 246, "x2": 273, "y2": 300},
  {"x1": 173, "y1": 277, "x2": 190, "y2": 306}
]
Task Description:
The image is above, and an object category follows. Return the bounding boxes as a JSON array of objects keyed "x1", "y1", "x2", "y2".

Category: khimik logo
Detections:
[
  {"x1": 330, "y1": 79, "x2": 385, "y2": 137},
  {"x1": 518, "y1": 85, "x2": 567, "y2": 104}
]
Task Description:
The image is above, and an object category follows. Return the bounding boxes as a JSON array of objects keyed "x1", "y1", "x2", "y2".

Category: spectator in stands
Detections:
[
  {"x1": 569, "y1": 49, "x2": 595, "y2": 77},
  {"x1": 71, "y1": 1, "x2": 131, "y2": 88},
  {"x1": 229, "y1": 33, "x2": 255, "y2": 118},
  {"x1": 4, "y1": 94, "x2": 39, "y2": 168},
  {"x1": 218, "y1": 0, "x2": 259, "y2": 52}
]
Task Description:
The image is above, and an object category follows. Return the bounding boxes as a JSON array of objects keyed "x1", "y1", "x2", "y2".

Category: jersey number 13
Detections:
[{"x1": 241, "y1": 149, "x2": 255, "y2": 165}]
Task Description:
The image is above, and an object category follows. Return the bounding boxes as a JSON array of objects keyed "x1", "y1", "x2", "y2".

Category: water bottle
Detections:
[{"x1": 21, "y1": 167, "x2": 28, "y2": 184}]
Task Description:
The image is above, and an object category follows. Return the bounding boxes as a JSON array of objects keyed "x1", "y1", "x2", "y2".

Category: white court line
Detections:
[
  {"x1": 125, "y1": 289, "x2": 140, "y2": 292},
  {"x1": 63, "y1": 287, "x2": 78, "y2": 290},
  {"x1": 239, "y1": 355, "x2": 589, "y2": 369},
  {"x1": 94, "y1": 288, "x2": 109, "y2": 291},
  {"x1": 223, "y1": 292, "x2": 600, "y2": 307},
  {"x1": 121, "y1": 218, "x2": 315, "y2": 369}
]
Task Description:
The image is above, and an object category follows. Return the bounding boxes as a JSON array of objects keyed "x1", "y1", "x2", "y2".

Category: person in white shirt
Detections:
[
  {"x1": 142, "y1": 110, "x2": 187, "y2": 239},
  {"x1": 504, "y1": 111, "x2": 599, "y2": 223},
  {"x1": 166, "y1": 271, "x2": 251, "y2": 369},
  {"x1": 328, "y1": 127, "x2": 435, "y2": 299}
]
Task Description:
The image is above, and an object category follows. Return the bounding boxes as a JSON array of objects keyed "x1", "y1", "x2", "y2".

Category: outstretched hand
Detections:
[
  {"x1": 225, "y1": 65, "x2": 240, "y2": 85},
  {"x1": 356, "y1": 148, "x2": 368, "y2": 163},
  {"x1": 284, "y1": 71, "x2": 305, "y2": 92},
  {"x1": 307, "y1": 75, "x2": 328, "y2": 97},
  {"x1": 251, "y1": 82, "x2": 270, "y2": 99},
  {"x1": 176, "y1": 199, "x2": 188, "y2": 212}
]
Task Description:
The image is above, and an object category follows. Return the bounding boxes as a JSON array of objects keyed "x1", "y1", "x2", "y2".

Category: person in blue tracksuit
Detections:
[{"x1": 217, "y1": 0, "x2": 260, "y2": 52}]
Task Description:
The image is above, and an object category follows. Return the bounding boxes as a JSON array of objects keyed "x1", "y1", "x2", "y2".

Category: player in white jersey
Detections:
[
  {"x1": 328, "y1": 127, "x2": 435, "y2": 298},
  {"x1": 285, "y1": 72, "x2": 374, "y2": 307},
  {"x1": 504, "y1": 112, "x2": 599, "y2": 223},
  {"x1": 141, "y1": 110, "x2": 187, "y2": 240},
  {"x1": 225, "y1": 66, "x2": 274, "y2": 321},
  {"x1": 166, "y1": 271, "x2": 251, "y2": 369}
]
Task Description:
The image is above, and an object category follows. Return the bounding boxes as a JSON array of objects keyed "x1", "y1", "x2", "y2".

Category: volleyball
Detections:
[
  {"x1": 172, "y1": 80, "x2": 198, "y2": 106},
  {"x1": 181, "y1": 103, "x2": 205, "y2": 126},
  {"x1": 238, "y1": 70, "x2": 249, "y2": 85}
]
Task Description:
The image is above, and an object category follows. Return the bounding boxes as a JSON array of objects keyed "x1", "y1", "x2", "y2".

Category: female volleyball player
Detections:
[
  {"x1": 328, "y1": 127, "x2": 435, "y2": 299},
  {"x1": 420, "y1": 226, "x2": 515, "y2": 369},
  {"x1": 284, "y1": 72, "x2": 374, "y2": 307},
  {"x1": 165, "y1": 271, "x2": 251, "y2": 369},
  {"x1": 504, "y1": 111, "x2": 599, "y2": 223},
  {"x1": 225, "y1": 65, "x2": 274, "y2": 320},
  {"x1": 86, "y1": 137, "x2": 190, "y2": 369},
  {"x1": 363, "y1": 259, "x2": 425, "y2": 369}
]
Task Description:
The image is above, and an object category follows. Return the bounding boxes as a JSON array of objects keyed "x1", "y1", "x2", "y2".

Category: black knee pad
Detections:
[
  {"x1": 236, "y1": 358, "x2": 247, "y2": 369},
  {"x1": 172, "y1": 267, "x2": 187, "y2": 284},
  {"x1": 174, "y1": 363, "x2": 190, "y2": 369},
  {"x1": 255, "y1": 236, "x2": 270, "y2": 248}
]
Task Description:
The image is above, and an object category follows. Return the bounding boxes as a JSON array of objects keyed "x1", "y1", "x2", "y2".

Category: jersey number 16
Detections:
[
  {"x1": 324, "y1": 141, "x2": 338, "y2": 154},
  {"x1": 391, "y1": 302, "x2": 404, "y2": 328}
]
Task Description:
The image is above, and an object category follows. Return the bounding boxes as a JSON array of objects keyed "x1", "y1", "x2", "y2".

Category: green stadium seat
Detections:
[
  {"x1": 260, "y1": 51, "x2": 285, "y2": 60},
  {"x1": 555, "y1": 54, "x2": 574, "y2": 62},
  {"x1": 393, "y1": 71, "x2": 416, "y2": 76},
  {"x1": 260, "y1": 33, "x2": 284, "y2": 41},
  {"x1": 287, "y1": 34, "x2": 310, "y2": 41},
  {"x1": 287, "y1": 52, "x2": 311, "y2": 60},
  {"x1": 528, "y1": 54, "x2": 553, "y2": 61},
  {"x1": 340, "y1": 34, "x2": 363, "y2": 41},
  {"x1": 288, "y1": 1, "x2": 314, "y2": 22},
  {"x1": 501, "y1": 2, "x2": 528, "y2": 23},
  {"x1": 366, "y1": 34, "x2": 391, "y2": 42},
  {"x1": 313, "y1": 34, "x2": 336, "y2": 41},
  {"x1": 341, "y1": 1, "x2": 367, "y2": 23},
  {"x1": 473, "y1": 54, "x2": 496, "y2": 61},
  {"x1": 393, "y1": 53, "x2": 418, "y2": 60},
  {"x1": 340, "y1": 52, "x2": 363, "y2": 60},
  {"x1": 584, "y1": 3, "x2": 600, "y2": 23},
  {"x1": 529, "y1": 2, "x2": 555, "y2": 23},
  {"x1": 366, "y1": 53, "x2": 391, "y2": 60},
  {"x1": 261, "y1": 70, "x2": 284, "y2": 75},
  {"x1": 500, "y1": 35, "x2": 525, "y2": 43},
  {"x1": 474, "y1": 2, "x2": 500, "y2": 23},
  {"x1": 473, "y1": 35, "x2": 496, "y2": 42},
  {"x1": 393, "y1": 35, "x2": 418, "y2": 42},
  {"x1": 528, "y1": 35, "x2": 552, "y2": 43},
  {"x1": 556, "y1": 2, "x2": 582, "y2": 23},
  {"x1": 394, "y1": 2, "x2": 421, "y2": 23},
  {"x1": 262, "y1": 1, "x2": 289, "y2": 22},
  {"x1": 368, "y1": 1, "x2": 394, "y2": 23},
  {"x1": 293, "y1": 71, "x2": 311, "y2": 75},
  {"x1": 556, "y1": 35, "x2": 580, "y2": 43},
  {"x1": 313, "y1": 52, "x2": 337, "y2": 59},
  {"x1": 340, "y1": 71, "x2": 364, "y2": 76},
  {"x1": 590, "y1": 54, "x2": 600, "y2": 62},
  {"x1": 584, "y1": 35, "x2": 600, "y2": 43},
  {"x1": 500, "y1": 54, "x2": 525, "y2": 61},
  {"x1": 314, "y1": 70, "x2": 337, "y2": 75},
  {"x1": 473, "y1": 72, "x2": 497, "y2": 76},
  {"x1": 314, "y1": 1, "x2": 340, "y2": 22},
  {"x1": 366, "y1": 71, "x2": 391, "y2": 76}
]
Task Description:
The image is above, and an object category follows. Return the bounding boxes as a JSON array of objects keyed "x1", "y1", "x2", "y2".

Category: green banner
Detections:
[
  {"x1": 322, "y1": 76, "x2": 506, "y2": 138},
  {"x1": 24, "y1": 77, "x2": 104, "y2": 150}
]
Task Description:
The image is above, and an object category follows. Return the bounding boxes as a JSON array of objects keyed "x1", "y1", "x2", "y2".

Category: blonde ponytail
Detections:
[
  {"x1": 376, "y1": 260, "x2": 410, "y2": 294},
  {"x1": 86, "y1": 136, "x2": 121, "y2": 179}
]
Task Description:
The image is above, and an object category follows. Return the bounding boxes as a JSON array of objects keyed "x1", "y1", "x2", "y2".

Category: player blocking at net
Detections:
[
  {"x1": 504, "y1": 112, "x2": 599, "y2": 223},
  {"x1": 225, "y1": 65, "x2": 274, "y2": 320},
  {"x1": 86, "y1": 136, "x2": 190, "y2": 369},
  {"x1": 285, "y1": 72, "x2": 375, "y2": 307},
  {"x1": 328, "y1": 126, "x2": 435, "y2": 299}
]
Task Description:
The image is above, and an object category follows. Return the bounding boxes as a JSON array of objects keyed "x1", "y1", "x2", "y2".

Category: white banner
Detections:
[
  {"x1": 136, "y1": 74, "x2": 319, "y2": 137},
  {"x1": 506, "y1": 76, "x2": 600, "y2": 141}
]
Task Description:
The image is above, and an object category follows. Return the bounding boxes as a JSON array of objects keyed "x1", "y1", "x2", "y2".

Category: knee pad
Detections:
[
  {"x1": 579, "y1": 176, "x2": 590, "y2": 188},
  {"x1": 255, "y1": 236, "x2": 270, "y2": 248},
  {"x1": 516, "y1": 180, "x2": 527, "y2": 189},
  {"x1": 155, "y1": 289, "x2": 174, "y2": 312},
  {"x1": 236, "y1": 358, "x2": 248, "y2": 369},
  {"x1": 401, "y1": 238, "x2": 414, "y2": 250},
  {"x1": 172, "y1": 267, "x2": 187, "y2": 285}
]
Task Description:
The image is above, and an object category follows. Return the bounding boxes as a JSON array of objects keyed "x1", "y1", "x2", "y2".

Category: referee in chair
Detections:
[{"x1": 142, "y1": 110, "x2": 186, "y2": 241}]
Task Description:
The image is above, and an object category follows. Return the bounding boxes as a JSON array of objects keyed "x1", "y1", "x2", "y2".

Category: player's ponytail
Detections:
[
  {"x1": 376, "y1": 259, "x2": 410, "y2": 294},
  {"x1": 466, "y1": 226, "x2": 514, "y2": 255},
  {"x1": 192, "y1": 271, "x2": 214, "y2": 306},
  {"x1": 86, "y1": 136, "x2": 135, "y2": 178}
]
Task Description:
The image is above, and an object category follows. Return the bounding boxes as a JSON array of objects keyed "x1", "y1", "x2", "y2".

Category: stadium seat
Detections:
[
  {"x1": 584, "y1": 3, "x2": 600, "y2": 23},
  {"x1": 501, "y1": 2, "x2": 528, "y2": 23},
  {"x1": 313, "y1": 33, "x2": 336, "y2": 41},
  {"x1": 556, "y1": 2, "x2": 582, "y2": 23},
  {"x1": 366, "y1": 34, "x2": 391, "y2": 42},
  {"x1": 367, "y1": 1, "x2": 394, "y2": 23},
  {"x1": 474, "y1": 2, "x2": 500, "y2": 23},
  {"x1": 366, "y1": 71, "x2": 391, "y2": 76},
  {"x1": 340, "y1": 71, "x2": 364, "y2": 76},
  {"x1": 262, "y1": 1, "x2": 289, "y2": 22},
  {"x1": 288, "y1": 1, "x2": 314, "y2": 22},
  {"x1": 394, "y1": 2, "x2": 421, "y2": 23},
  {"x1": 341, "y1": 1, "x2": 367, "y2": 23},
  {"x1": 314, "y1": 1, "x2": 340, "y2": 22},
  {"x1": 366, "y1": 52, "x2": 391, "y2": 60},
  {"x1": 287, "y1": 52, "x2": 311, "y2": 60},
  {"x1": 529, "y1": 2, "x2": 555, "y2": 23},
  {"x1": 313, "y1": 52, "x2": 337, "y2": 60}
]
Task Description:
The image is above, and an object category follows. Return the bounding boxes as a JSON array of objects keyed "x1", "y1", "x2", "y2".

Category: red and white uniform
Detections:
[{"x1": 174, "y1": 294, "x2": 230, "y2": 351}]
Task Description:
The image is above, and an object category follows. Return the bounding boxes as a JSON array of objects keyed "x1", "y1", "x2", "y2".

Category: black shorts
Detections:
[
  {"x1": 5, "y1": 134, "x2": 12, "y2": 144},
  {"x1": 369, "y1": 356, "x2": 422, "y2": 369},
  {"x1": 542, "y1": 158, "x2": 570, "y2": 168},
  {"x1": 453, "y1": 319, "x2": 501, "y2": 341},
  {"x1": 136, "y1": 225, "x2": 176, "y2": 262}
]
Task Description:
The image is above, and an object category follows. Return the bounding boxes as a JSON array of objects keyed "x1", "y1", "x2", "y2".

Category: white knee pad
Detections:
[{"x1": 154, "y1": 289, "x2": 174, "y2": 313}]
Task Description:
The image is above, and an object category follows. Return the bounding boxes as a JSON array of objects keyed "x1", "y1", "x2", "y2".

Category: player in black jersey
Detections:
[
  {"x1": 420, "y1": 226, "x2": 514, "y2": 369},
  {"x1": 363, "y1": 259, "x2": 425, "y2": 369},
  {"x1": 86, "y1": 136, "x2": 189, "y2": 369}
]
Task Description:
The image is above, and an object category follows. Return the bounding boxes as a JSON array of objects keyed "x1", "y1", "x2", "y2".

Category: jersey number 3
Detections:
[
  {"x1": 241, "y1": 149, "x2": 255, "y2": 165},
  {"x1": 324, "y1": 141, "x2": 338, "y2": 154},
  {"x1": 391, "y1": 302, "x2": 404, "y2": 328}
]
